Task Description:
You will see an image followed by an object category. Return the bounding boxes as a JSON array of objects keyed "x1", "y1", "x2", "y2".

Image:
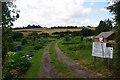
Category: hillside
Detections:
[{"x1": 12, "y1": 27, "x2": 95, "y2": 35}]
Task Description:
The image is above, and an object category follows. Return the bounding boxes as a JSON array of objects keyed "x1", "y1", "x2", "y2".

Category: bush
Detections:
[
  {"x1": 64, "y1": 35, "x2": 70, "y2": 41},
  {"x1": 12, "y1": 32, "x2": 23, "y2": 41},
  {"x1": 68, "y1": 45, "x2": 80, "y2": 51},
  {"x1": 67, "y1": 42, "x2": 91, "y2": 51},
  {"x1": 3, "y1": 52, "x2": 31, "y2": 79},
  {"x1": 21, "y1": 38, "x2": 27, "y2": 45},
  {"x1": 34, "y1": 44, "x2": 42, "y2": 50}
]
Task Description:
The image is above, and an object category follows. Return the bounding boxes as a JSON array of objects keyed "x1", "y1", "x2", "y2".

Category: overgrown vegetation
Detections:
[
  {"x1": 58, "y1": 37, "x2": 112, "y2": 77},
  {"x1": 24, "y1": 46, "x2": 46, "y2": 78},
  {"x1": 95, "y1": 19, "x2": 113, "y2": 35},
  {"x1": 2, "y1": 1, "x2": 20, "y2": 64},
  {"x1": 107, "y1": 1, "x2": 120, "y2": 77},
  {"x1": 2, "y1": 26, "x2": 52, "y2": 79}
]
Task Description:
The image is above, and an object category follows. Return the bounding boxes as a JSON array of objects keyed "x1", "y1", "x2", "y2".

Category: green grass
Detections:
[
  {"x1": 24, "y1": 45, "x2": 46, "y2": 78},
  {"x1": 19, "y1": 46, "x2": 34, "y2": 54},
  {"x1": 49, "y1": 41, "x2": 73, "y2": 77},
  {"x1": 58, "y1": 37, "x2": 112, "y2": 77}
]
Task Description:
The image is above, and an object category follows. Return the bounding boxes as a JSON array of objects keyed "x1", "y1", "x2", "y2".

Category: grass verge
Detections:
[{"x1": 24, "y1": 45, "x2": 46, "y2": 78}]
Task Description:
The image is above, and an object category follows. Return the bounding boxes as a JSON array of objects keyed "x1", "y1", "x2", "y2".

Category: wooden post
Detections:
[
  {"x1": 94, "y1": 57, "x2": 96, "y2": 68},
  {"x1": 100, "y1": 36, "x2": 106, "y2": 66}
]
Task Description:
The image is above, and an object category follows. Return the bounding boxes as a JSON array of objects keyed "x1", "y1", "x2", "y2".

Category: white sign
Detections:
[
  {"x1": 99, "y1": 37, "x2": 103, "y2": 42},
  {"x1": 92, "y1": 42, "x2": 113, "y2": 59}
]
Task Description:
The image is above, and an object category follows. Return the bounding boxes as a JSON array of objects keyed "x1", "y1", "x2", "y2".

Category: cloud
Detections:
[
  {"x1": 100, "y1": 8, "x2": 109, "y2": 12},
  {"x1": 13, "y1": 0, "x2": 95, "y2": 27},
  {"x1": 80, "y1": 19, "x2": 98, "y2": 27},
  {"x1": 90, "y1": 2, "x2": 94, "y2": 6}
]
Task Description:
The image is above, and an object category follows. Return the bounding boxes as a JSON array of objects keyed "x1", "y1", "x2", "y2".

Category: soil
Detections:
[
  {"x1": 39, "y1": 42, "x2": 103, "y2": 78},
  {"x1": 39, "y1": 44, "x2": 60, "y2": 78},
  {"x1": 55, "y1": 42, "x2": 102, "y2": 78}
]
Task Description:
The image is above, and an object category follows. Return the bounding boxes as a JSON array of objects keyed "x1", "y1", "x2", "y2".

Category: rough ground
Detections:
[
  {"x1": 39, "y1": 42, "x2": 102, "y2": 78},
  {"x1": 39, "y1": 44, "x2": 60, "y2": 78},
  {"x1": 55, "y1": 42, "x2": 102, "y2": 78}
]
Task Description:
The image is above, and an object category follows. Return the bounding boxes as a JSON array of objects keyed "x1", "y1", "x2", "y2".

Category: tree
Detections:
[
  {"x1": 107, "y1": 1, "x2": 120, "y2": 77},
  {"x1": 105, "y1": 19, "x2": 113, "y2": 30},
  {"x1": 80, "y1": 28, "x2": 95, "y2": 36},
  {"x1": 95, "y1": 20, "x2": 112, "y2": 35},
  {"x1": 2, "y1": 1, "x2": 20, "y2": 63}
]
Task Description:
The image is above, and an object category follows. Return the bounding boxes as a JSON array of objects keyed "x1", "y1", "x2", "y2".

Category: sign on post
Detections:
[{"x1": 92, "y1": 42, "x2": 113, "y2": 59}]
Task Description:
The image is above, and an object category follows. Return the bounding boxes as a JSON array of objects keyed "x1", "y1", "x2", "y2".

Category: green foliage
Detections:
[
  {"x1": 2, "y1": 2, "x2": 20, "y2": 27},
  {"x1": 95, "y1": 20, "x2": 112, "y2": 35},
  {"x1": 80, "y1": 28, "x2": 95, "y2": 36},
  {"x1": 3, "y1": 52, "x2": 31, "y2": 79},
  {"x1": 64, "y1": 35, "x2": 70, "y2": 41},
  {"x1": 24, "y1": 46, "x2": 46, "y2": 78},
  {"x1": 63, "y1": 36, "x2": 82, "y2": 44},
  {"x1": 66, "y1": 40, "x2": 91, "y2": 51},
  {"x1": 4, "y1": 36, "x2": 16, "y2": 52},
  {"x1": 107, "y1": 1, "x2": 120, "y2": 77},
  {"x1": 12, "y1": 32, "x2": 23, "y2": 41},
  {"x1": 7, "y1": 42, "x2": 15, "y2": 52},
  {"x1": 21, "y1": 38, "x2": 27, "y2": 45},
  {"x1": 2, "y1": 1, "x2": 20, "y2": 63},
  {"x1": 81, "y1": 36, "x2": 83, "y2": 41},
  {"x1": 28, "y1": 32, "x2": 38, "y2": 41},
  {"x1": 34, "y1": 44, "x2": 42, "y2": 50},
  {"x1": 58, "y1": 38, "x2": 112, "y2": 76}
]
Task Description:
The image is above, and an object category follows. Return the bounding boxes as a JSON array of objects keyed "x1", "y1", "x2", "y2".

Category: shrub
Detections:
[
  {"x1": 21, "y1": 38, "x2": 27, "y2": 45},
  {"x1": 34, "y1": 44, "x2": 42, "y2": 50},
  {"x1": 3, "y1": 52, "x2": 31, "y2": 79},
  {"x1": 64, "y1": 35, "x2": 70, "y2": 41}
]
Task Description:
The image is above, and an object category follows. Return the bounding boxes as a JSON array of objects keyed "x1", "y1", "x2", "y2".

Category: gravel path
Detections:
[
  {"x1": 39, "y1": 44, "x2": 60, "y2": 78},
  {"x1": 55, "y1": 42, "x2": 102, "y2": 78}
]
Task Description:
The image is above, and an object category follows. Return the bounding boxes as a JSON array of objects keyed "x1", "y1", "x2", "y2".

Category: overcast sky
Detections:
[{"x1": 13, "y1": 0, "x2": 113, "y2": 28}]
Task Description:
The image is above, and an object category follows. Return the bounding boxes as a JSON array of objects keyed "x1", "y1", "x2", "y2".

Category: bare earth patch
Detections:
[{"x1": 39, "y1": 44, "x2": 60, "y2": 78}]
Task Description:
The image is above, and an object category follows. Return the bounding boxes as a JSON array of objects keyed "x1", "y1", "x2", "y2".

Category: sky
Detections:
[{"x1": 13, "y1": 0, "x2": 114, "y2": 28}]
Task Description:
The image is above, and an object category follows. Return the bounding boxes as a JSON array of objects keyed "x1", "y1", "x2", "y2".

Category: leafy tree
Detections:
[
  {"x1": 2, "y1": 1, "x2": 20, "y2": 63},
  {"x1": 80, "y1": 28, "x2": 95, "y2": 36},
  {"x1": 107, "y1": 1, "x2": 120, "y2": 77},
  {"x1": 95, "y1": 20, "x2": 111, "y2": 35},
  {"x1": 105, "y1": 19, "x2": 113, "y2": 30}
]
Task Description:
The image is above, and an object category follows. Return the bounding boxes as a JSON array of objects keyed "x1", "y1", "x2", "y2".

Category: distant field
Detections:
[{"x1": 13, "y1": 28, "x2": 95, "y2": 35}]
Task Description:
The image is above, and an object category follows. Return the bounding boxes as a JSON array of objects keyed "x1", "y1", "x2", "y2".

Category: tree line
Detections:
[
  {"x1": 13, "y1": 24, "x2": 42, "y2": 30},
  {"x1": 52, "y1": 28, "x2": 95, "y2": 37}
]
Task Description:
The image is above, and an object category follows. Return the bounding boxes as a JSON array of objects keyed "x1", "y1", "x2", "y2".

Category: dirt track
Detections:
[
  {"x1": 39, "y1": 44, "x2": 60, "y2": 78},
  {"x1": 55, "y1": 42, "x2": 102, "y2": 78},
  {"x1": 39, "y1": 42, "x2": 102, "y2": 78}
]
